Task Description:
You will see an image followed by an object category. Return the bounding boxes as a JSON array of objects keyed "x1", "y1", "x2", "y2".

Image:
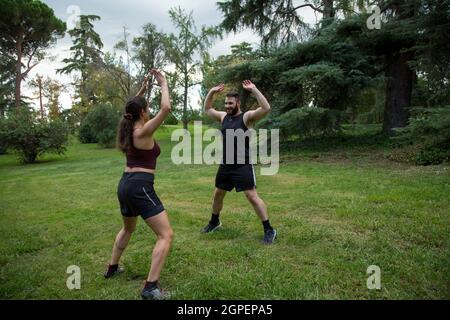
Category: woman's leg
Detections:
[
  {"x1": 110, "y1": 216, "x2": 138, "y2": 265},
  {"x1": 143, "y1": 210, "x2": 173, "y2": 282}
]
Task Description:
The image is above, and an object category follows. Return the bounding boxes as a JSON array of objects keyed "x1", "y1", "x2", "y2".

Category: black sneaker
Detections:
[
  {"x1": 104, "y1": 264, "x2": 124, "y2": 279},
  {"x1": 201, "y1": 220, "x2": 222, "y2": 233},
  {"x1": 141, "y1": 283, "x2": 171, "y2": 300},
  {"x1": 262, "y1": 229, "x2": 277, "y2": 244}
]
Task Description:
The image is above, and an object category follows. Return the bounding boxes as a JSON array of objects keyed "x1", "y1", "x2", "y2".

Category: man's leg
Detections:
[
  {"x1": 201, "y1": 188, "x2": 227, "y2": 233},
  {"x1": 244, "y1": 188, "x2": 277, "y2": 244},
  {"x1": 212, "y1": 187, "x2": 227, "y2": 216},
  {"x1": 243, "y1": 188, "x2": 268, "y2": 221}
]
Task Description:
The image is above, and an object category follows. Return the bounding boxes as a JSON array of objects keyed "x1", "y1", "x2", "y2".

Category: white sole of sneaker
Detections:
[{"x1": 209, "y1": 222, "x2": 222, "y2": 232}]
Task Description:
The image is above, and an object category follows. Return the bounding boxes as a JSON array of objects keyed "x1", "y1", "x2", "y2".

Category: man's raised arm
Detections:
[
  {"x1": 204, "y1": 83, "x2": 226, "y2": 122},
  {"x1": 242, "y1": 80, "x2": 271, "y2": 127}
]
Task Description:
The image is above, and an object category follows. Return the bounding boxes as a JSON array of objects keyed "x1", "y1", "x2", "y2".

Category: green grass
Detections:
[{"x1": 0, "y1": 125, "x2": 449, "y2": 299}]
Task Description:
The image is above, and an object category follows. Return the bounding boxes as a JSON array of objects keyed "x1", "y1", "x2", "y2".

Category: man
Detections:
[{"x1": 201, "y1": 80, "x2": 277, "y2": 244}]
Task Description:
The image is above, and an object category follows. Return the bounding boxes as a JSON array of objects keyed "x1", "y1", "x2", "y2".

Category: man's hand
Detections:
[
  {"x1": 210, "y1": 83, "x2": 225, "y2": 94},
  {"x1": 242, "y1": 80, "x2": 256, "y2": 92}
]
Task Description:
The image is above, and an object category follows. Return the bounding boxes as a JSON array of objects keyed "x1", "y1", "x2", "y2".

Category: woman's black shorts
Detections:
[{"x1": 117, "y1": 172, "x2": 165, "y2": 220}]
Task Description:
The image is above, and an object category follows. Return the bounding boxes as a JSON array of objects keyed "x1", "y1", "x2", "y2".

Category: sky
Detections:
[{"x1": 24, "y1": 0, "x2": 320, "y2": 111}]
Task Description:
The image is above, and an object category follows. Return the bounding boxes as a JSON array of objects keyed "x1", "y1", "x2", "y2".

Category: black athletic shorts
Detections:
[
  {"x1": 117, "y1": 172, "x2": 165, "y2": 220},
  {"x1": 215, "y1": 164, "x2": 256, "y2": 192}
]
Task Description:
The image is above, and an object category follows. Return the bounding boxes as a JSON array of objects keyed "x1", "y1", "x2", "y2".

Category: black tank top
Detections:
[{"x1": 221, "y1": 112, "x2": 251, "y2": 166}]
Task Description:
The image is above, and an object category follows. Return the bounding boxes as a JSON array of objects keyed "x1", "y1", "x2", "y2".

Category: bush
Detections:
[
  {"x1": 0, "y1": 117, "x2": 8, "y2": 154},
  {"x1": 164, "y1": 112, "x2": 178, "y2": 125},
  {"x1": 78, "y1": 120, "x2": 98, "y2": 144},
  {"x1": 0, "y1": 108, "x2": 69, "y2": 163},
  {"x1": 260, "y1": 107, "x2": 341, "y2": 139},
  {"x1": 390, "y1": 107, "x2": 450, "y2": 165},
  {"x1": 78, "y1": 103, "x2": 121, "y2": 148}
]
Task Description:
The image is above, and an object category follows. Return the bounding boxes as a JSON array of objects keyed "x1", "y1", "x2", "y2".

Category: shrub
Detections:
[
  {"x1": 0, "y1": 108, "x2": 69, "y2": 163},
  {"x1": 264, "y1": 107, "x2": 341, "y2": 139},
  {"x1": 78, "y1": 120, "x2": 97, "y2": 144},
  {"x1": 390, "y1": 107, "x2": 450, "y2": 165},
  {"x1": 0, "y1": 117, "x2": 8, "y2": 154},
  {"x1": 164, "y1": 112, "x2": 178, "y2": 125},
  {"x1": 78, "y1": 103, "x2": 121, "y2": 148}
]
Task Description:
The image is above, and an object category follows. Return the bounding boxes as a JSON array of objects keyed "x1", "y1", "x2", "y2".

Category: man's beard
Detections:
[{"x1": 226, "y1": 106, "x2": 238, "y2": 116}]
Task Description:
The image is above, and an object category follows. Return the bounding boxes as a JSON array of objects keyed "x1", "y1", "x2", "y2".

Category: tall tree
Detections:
[
  {"x1": 45, "y1": 78, "x2": 66, "y2": 120},
  {"x1": 0, "y1": 0, "x2": 66, "y2": 109},
  {"x1": 0, "y1": 56, "x2": 15, "y2": 117},
  {"x1": 413, "y1": 0, "x2": 450, "y2": 107},
  {"x1": 113, "y1": 26, "x2": 133, "y2": 98},
  {"x1": 217, "y1": 0, "x2": 351, "y2": 46},
  {"x1": 165, "y1": 6, "x2": 221, "y2": 129},
  {"x1": 132, "y1": 23, "x2": 168, "y2": 102},
  {"x1": 57, "y1": 15, "x2": 103, "y2": 107},
  {"x1": 93, "y1": 52, "x2": 133, "y2": 105},
  {"x1": 381, "y1": 1, "x2": 416, "y2": 133},
  {"x1": 29, "y1": 75, "x2": 66, "y2": 120},
  {"x1": 28, "y1": 74, "x2": 45, "y2": 118}
]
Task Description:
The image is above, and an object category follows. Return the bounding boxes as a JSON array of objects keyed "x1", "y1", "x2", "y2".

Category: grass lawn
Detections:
[{"x1": 0, "y1": 124, "x2": 449, "y2": 299}]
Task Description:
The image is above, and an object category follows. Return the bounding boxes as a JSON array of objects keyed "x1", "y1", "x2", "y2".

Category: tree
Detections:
[
  {"x1": 57, "y1": 15, "x2": 103, "y2": 107},
  {"x1": 165, "y1": 6, "x2": 221, "y2": 129},
  {"x1": 45, "y1": 79, "x2": 66, "y2": 120},
  {"x1": 379, "y1": 1, "x2": 416, "y2": 134},
  {"x1": 0, "y1": 0, "x2": 66, "y2": 109},
  {"x1": 85, "y1": 53, "x2": 129, "y2": 106},
  {"x1": 28, "y1": 74, "x2": 45, "y2": 118},
  {"x1": 413, "y1": 0, "x2": 450, "y2": 107},
  {"x1": 217, "y1": 0, "x2": 449, "y2": 135},
  {"x1": 113, "y1": 26, "x2": 133, "y2": 99},
  {"x1": 0, "y1": 56, "x2": 15, "y2": 117},
  {"x1": 132, "y1": 23, "x2": 168, "y2": 103},
  {"x1": 335, "y1": 0, "x2": 447, "y2": 133},
  {"x1": 29, "y1": 75, "x2": 66, "y2": 120},
  {"x1": 216, "y1": 0, "x2": 358, "y2": 47}
]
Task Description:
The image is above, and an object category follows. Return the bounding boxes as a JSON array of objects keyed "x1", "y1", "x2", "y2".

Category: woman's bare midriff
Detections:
[{"x1": 125, "y1": 167, "x2": 155, "y2": 174}]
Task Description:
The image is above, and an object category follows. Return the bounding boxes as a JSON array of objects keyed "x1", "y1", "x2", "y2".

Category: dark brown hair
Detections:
[
  {"x1": 117, "y1": 96, "x2": 148, "y2": 153},
  {"x1": 226, "y1": 92, "x2": 240, "y2": 102}
]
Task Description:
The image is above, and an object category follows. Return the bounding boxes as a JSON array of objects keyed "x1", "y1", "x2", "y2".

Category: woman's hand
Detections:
[
  {"x1": 136, "y1": 72, "x2": 151, "y2": 97},
  {"x1": 150, "y1": 69, "x2": 167, "y2": 87}
]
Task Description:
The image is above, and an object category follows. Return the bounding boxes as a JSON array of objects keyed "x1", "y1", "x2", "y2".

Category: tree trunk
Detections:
[
  {"x1": 15, "y1": 35, "x2": 23, "y2": 109},
  {"x1": 323, "y1": 0, "x2": 335, "y2": 19},
  {"x1": 382, "y1": 2, "x2": 415, "y2": 135},
  {"x1": 38, "y1": 78, "x2": 44, "y2": 119},
  {"x1": 382, "y1": 51, "x2": 413, "y2": 134},
  {"x1": 182, "y1": 71, "x2": 188, "y2": 130},
  {"x1": 321, "y1": 0, "x2": 335, "y2": 26}
]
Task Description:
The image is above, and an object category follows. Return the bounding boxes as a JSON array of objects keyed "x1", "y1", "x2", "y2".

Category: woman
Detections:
[{"x1": 104, "y1": 69, "x2": 173, "y2": 300}]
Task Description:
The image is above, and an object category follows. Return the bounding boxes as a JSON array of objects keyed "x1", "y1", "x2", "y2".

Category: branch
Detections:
[
  {"x1": 187, "y1": 62, "x2": 200, "y2": 74},
  {"x1": 20, "y1": 45, "x2": 39, "y2": 79},
  {"x1": 188, "y1": 81, "x2": 202, "y2": 88},
  {"x1": 21, "y1": 62, "x2": 39, "y2": 79},
  {"x1": 380, "y1": 0, "x2": 397, "y2": 14},
  {"x1": 288, "y1": 4, "x2": 324, "y2": 14}
]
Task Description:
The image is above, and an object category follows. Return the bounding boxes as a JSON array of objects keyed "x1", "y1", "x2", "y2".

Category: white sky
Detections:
[{"x1": 24, "y1": 0, "x2": 320, "y2": 111}]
